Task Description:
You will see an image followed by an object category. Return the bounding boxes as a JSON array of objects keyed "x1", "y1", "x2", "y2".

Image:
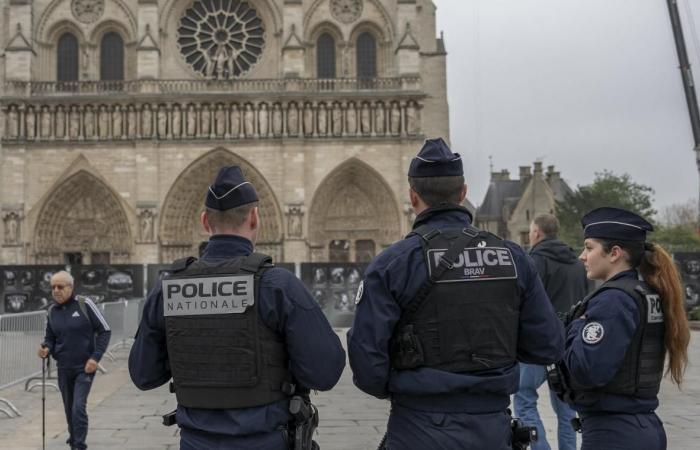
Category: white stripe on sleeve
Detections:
[{"x1": 85, "y1": 298, "x2": 111, "y2": 331}]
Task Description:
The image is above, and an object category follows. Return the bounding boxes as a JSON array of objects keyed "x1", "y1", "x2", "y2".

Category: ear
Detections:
[
  {"x1": 459, "y1": 184, "x2": 467, "y2": 203},
  {"x1": 609, "y1": 245, "x2": 624, "y2": 263},
  {"x1": 249, "y1": 206, "x2": 259, "y2": 230},
  {"x1": 409, "y1": 188, "x2": 420, "y2": 209},
  {"x1": 201, "y1": 210, "x2": 212, "y2": 234}
]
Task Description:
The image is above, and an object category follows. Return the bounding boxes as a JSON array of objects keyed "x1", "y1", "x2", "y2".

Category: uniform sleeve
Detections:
[
  {"x1": 513, "y1": 247, "x2": 565, "y2": 364},
  {"x1": 564, "y1": 290, "x2": 639, "y2": 387},
  {"x1": 43, "y1": 309, "x2": 56, "y2": 354},
  {"x1": 128, "y1": 283, "x2": 171, "y2": 390},
  {"x1": 346, "y1": 253, "x2": 406, "y2": 399},
  {"x1": 260, "y1": 271, "x2": 346, "y2": 391},
  {"x1": 85, "y1": 298, "x2": 112, "y2": 362}
]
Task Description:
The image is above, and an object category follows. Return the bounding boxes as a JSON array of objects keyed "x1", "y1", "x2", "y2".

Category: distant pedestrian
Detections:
[
  {"x1": 514, "y1": 214, "x2": 588, "y2": 450},
  {"x1": 38, "y1": 271, "x2": 111, "y2": 450}
]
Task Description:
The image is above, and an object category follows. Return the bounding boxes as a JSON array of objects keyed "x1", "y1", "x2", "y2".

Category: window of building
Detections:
[
  {"x1": 64, "y1": 252, "x2": 83, "y2": 265},
  {"x1": 355, "y1": 240, "x2": 376, "y2": 263},
  {"x1": 57, "y1": 32, "x2": 79, "y2": 82},
  {"x1": 100, "y1": 32, "x2": 124, "y2": 81},
  {"x1": 317, "y1": 33, "x2": 336, "y2": 78},
  {"x1": 356, "y1": 32, "x2": 377, "y2": 79},
  {"x1": 91, "y1": 252, "x2": 111, "y2": 265},
  {"x1": 329, "y1": 240, "x2": 350, "y2": 262}
]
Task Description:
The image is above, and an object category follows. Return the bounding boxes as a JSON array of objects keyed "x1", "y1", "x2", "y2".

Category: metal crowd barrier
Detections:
[{"x1": 0, "y1": 298, "x2": 144, "y2": 418}]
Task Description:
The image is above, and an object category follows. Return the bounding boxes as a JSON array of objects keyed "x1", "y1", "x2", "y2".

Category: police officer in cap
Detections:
[
  {"x1": 553, "y1": 207, "x2": 690, "y2": 450},
  {"x1": 129, "y1": 166, "x2": 346, "y2": 450},
  {"x1": 348, "y1": 138, "x2": 565, "y2": 449}
]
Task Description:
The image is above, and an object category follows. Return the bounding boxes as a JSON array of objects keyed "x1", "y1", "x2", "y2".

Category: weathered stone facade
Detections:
[{"x1": 0, "y1": 0, "x2": 449, "y2": 264}]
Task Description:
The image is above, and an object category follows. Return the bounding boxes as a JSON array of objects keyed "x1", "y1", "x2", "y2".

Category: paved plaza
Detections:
[{"x1": 0, "y1": 330, "x2": 699, "y2": 450}]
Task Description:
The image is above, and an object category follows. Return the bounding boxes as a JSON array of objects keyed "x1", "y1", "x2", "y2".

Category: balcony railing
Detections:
[{"x1": 2, "y1": 77, "x2": 422, "y2": 97}]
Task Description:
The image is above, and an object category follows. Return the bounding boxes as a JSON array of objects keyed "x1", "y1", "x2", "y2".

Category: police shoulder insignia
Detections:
[
  {"x1": 581, "y1": 322, "x2": 605, "y2": 345},
  {"x1": 355, "y1": 281, "x2": 364, "y2": 305}
]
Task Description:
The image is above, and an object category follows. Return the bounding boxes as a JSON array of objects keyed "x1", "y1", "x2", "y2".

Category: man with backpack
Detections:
[{"x1": 38, "y1": 270, "x2": 111, "y2": 450}]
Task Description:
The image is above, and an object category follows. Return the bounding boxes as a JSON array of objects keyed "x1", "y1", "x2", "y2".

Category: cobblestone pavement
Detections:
[{"x1": 0, "y1": 330, "x2": 698, "y2": 450}]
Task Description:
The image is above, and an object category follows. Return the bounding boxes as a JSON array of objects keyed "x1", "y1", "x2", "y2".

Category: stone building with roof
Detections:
[
  {"x1": 0, "y1": 0, "x2": 449, "y2": 265},
  {"x1": 476, "y1": 161, "x2": 572, "y2": 247}
]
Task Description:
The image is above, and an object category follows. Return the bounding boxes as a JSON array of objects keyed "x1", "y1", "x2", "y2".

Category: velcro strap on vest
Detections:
[
  {"x1": 240, "y1": 252, "x2": 273, "y2": 275},
  {"x1": 171, "y1": 256, "x2": 197, "y2": 272}
]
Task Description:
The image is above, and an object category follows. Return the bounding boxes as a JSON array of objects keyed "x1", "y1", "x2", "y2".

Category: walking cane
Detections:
[{"x1": 41, "y1": 347, "x2": 46, "y2": 450}]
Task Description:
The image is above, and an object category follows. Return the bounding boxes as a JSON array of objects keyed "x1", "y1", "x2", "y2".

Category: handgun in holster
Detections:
[{"x1": 288, "y1": 396, "x2": 319, "y2": 450}]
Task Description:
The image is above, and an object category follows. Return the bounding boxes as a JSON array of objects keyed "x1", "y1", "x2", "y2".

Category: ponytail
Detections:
[{"x1": 639, "y1": 243, "x2": 690, "y2": 387}]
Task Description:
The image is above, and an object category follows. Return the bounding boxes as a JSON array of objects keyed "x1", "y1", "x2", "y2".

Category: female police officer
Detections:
[{"x1": 560, "y1": 207, "x2": 690, "y2": 449}]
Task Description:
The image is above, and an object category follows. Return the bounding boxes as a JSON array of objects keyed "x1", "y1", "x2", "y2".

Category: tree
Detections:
[
  {"x1": 556, "y1": 171, "x2": 656, "y2": 248},
  {"x1": 653, "y1": 199, "x2": 700, "y2": 251}
]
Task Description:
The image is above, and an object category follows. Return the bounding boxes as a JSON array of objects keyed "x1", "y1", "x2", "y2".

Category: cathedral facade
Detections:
[{"x1": 0, "y1": 0, "x2": 449, "y2": 264}]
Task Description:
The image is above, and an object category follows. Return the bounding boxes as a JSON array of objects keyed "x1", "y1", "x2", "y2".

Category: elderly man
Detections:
[
  {"x1": 38, "y1": 271, "x2": 111, "y2": 450},
  {"x1": 129, "y1": 166, "x2": 345, "y2": 450},
  {"x1": 348, "y1": 138, "x2": 564, "y2": 449}
]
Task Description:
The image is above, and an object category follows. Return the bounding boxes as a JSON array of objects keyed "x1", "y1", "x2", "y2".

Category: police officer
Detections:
[
  {"x1": 554, "y1": 207, "x2": 690, "y2": 450},
  {"x1": 128, "y1": 166, "x2": 346, "y2": 450},
  {"x1": 38, "y1": 271, "x2": 112, "y2": 450},
  {"x1": 347, "y1": 138, "x2": 565, "y2": 450}
]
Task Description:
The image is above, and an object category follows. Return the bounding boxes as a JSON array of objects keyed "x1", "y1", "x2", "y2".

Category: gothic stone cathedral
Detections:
[{"x1": 0, "y1": 0, "x2": 449, "y2": 265}]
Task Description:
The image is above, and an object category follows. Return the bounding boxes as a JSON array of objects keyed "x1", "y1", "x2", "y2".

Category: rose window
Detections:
[{"x1": 177, "y1": 0, "x2": 265, "y2": 79}]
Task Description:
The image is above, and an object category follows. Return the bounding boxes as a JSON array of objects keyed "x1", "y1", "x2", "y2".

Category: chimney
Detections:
[
  {"x1": 533, "y1": 161, "x2": 543, "y2": 175},
  {"x1": 519, "y1": 166, "x2": 531, "y2": 181},
  {"x1": 491, "y1": 169, "x2": 511, "y2": 181}
]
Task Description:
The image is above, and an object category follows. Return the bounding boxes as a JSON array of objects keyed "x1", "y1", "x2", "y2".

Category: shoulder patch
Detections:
[
  {"x1": 582, "y1": 322, "x2": 605, "y2": 345},
  {"x1": 355, "y1": 281, "x2": 364, "y2": 305}
]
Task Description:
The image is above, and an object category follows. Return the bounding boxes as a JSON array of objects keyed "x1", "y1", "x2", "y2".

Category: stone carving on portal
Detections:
[
  {"x1": 2, "y1": 209, "x2": 24, "y2": 246},
  {"x1": 1, "y1": 100, "x2": 422, "y2": 142},
  {"x1": 286, "y1": 204, "x2": 304, "y2": 239},
  {"x1": 137, "y1": 207, "x2": 157, "y2": 243}
]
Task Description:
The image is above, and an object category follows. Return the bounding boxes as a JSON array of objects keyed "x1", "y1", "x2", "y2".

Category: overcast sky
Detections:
[{"x1": 434, "y1": 0, "x2": 700, "y2": 212}]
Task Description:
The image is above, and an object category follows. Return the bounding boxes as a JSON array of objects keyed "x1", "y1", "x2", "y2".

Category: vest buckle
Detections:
[{"x1": 438, "y1": 256, "x2": 454, "y2": 270}]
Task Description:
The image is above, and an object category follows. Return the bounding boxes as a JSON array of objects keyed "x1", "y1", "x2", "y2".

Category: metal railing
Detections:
[{"x1": 0, "y1": 298, "x2": 143, "y2": 418}]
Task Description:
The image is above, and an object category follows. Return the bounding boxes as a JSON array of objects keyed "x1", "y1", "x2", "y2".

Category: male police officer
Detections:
[
  {"x1": 347, "y1": 138, "x2": 565, "y2": 450},
  {"x1": 129, "y1": 166, "x2": 346, "y2": 450}
]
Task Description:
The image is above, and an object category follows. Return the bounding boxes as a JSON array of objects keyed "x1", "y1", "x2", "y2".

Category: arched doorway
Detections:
[
  {"x1": 308, "y1": 158, "x2": 401, "y2": 262},
  {"x1": 159, "y1": 148, "x2": 284, "y2": 262},
  {"x1": 33, "y1": 171, "x2": 132, "y2": 264}
]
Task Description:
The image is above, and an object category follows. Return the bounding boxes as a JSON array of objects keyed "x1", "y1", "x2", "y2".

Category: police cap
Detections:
[
  {"x1": 408, "y1": 138, "x2": 463, "y2": 178},
  {"x1": 205, "y1": 166, "x2": 259, "y2": 211},
  {"x1": 581, "y1": 207, "x2": 653, "y2": 241}
]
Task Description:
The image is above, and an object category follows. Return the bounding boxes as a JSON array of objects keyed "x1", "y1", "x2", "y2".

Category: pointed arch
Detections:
[
  {"x1": 159, "y1": 148, "x2": 284, "y2": 262},
  {"x1": 308, "y1": 158, "x2": 401, "y2": 262},
  {"x1": 31, "y1": 162, "x2": 133, "y2": 264}
]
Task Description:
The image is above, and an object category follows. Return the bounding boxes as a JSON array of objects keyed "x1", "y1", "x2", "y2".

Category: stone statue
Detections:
[
  {"x1": 55, "y1": 106, "x2": 65, "y2": 139},
  {"x1": 140, "y1": 211, "x2": 154, "y2": 242},
  {"x1": 69, "y1": 106, "x2": 81, "y2": 139},
  {"x1": 141, "y1": 104, "x2": 153, "y2": 137},
  {"x1": 186, "y1": 104, "x2": 197, "y2": 137},
  {"x1": 303, "y1": 103, "x2": 314, "y2": 136},
  {"x1": 172, "y1": 104, "x2": 182, "y2": 138},
  {"x1": 258, "y1": 103, "x2": 269, "y2": 137},
  {"x1": 272, "y1": 103, "x2": 283, "y2": 136},
  {"x1": 332, "y1": 103, "x2": 343, "y2": 136},
  {"x1": 157, "y1": 105, "x2": 168, "y2": 138},
  {"x1": 287, "y1": 208, "x2": 303, "y2": 238},
  {"x1": 287, "y1": 103, "x2": 299, "y2": 136},
  {"x1": 200, "y1": 104, "x2": 211, "y2": 137},
  {"x1": 229, "y1": 104, "x2": 240, "y2": 137},
  {"x1": 346, "y1": 102, "x2": 357, "y2": 136},
  {"x1": 4, "y1": 214, "x2": 19, "y2": 245},
  {"x1": 25, "y1": 107, "x2": 36, "y2": 140},
  {"x1": 215, "y1": 104, "x2": 226, "y2": 137},
  {"x1": 98, "y1": 105, "x2": 110, "y2": 138},
  {"x1": 40, "y1": 106, "x2": 52, "y2": 139},
  {"x1": 84, "y1": 106, "x2": 95, "y2": 138},
  {"x1": 112, "y1": 105, "x2": 123, "y2": 139},
  {"x1": 7, "y1": 106, "x2": 19, "y2": 138},
  {"x1": 127, "y1": 105, "x2": 137, "y2": 138},
  {"x1": 390, "y1": 102, "x2": 401, "y2": 136},
  {"x1": 317, "y1": 103, "x2": 327, "y2": 136},
  {"x1": 406, "y1": 102, "x2": 418, "y2": 135},
  {"x1": 244, "y1": 103, "x2": 255, "y2": 137},
  {"x1": 360, "y1": 102, "x2": 371, "y2": 135},
  {"x1": 375, "y1": 102, "x2": 385, "y2": 135}
]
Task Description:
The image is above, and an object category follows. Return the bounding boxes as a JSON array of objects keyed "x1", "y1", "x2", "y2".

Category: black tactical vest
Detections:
[
  {"x1": 566, "y1": 277, "x2": 666, "y2": 405},
  {"x1": 162, "y1": 253, "x2": 292, "y2": 409},
  {"x1": 391, "y1": 225, "x2": 521, "y2": 373}
]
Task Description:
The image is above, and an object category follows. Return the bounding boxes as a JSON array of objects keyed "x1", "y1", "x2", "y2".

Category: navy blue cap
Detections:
[
  {"x1": 408, "y1": 138, "x2": 463, "y2": 178},
  {"x1": 205, "y1": 166, "x2": 259, "y2": 211},
  {"x1": 581, "y1": 207, "x2": 653, "y2": 241}
]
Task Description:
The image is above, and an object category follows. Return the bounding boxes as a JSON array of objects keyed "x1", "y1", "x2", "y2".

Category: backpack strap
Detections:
[{"x1": 240, "y1": 252, "x2": 273, "y2": 277}]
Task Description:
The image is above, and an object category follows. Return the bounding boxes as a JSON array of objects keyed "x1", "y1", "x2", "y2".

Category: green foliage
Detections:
[
  {"x1": 689, "y1": 306, "x2": 700, "y2": 322},
  {"x1": 650, "y1": 225, "x2": 700, "y2": 252},
  {"x1": 556, "y1": 171, "x2": 656, "y2": 248}
]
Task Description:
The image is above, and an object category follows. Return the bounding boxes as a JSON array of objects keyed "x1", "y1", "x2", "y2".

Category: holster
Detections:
[
  {"x1": 162, "y1": 410, "x2": 177, "y2": 427},
  {"x1": 510, "y1": 412, "x2": 538, "y2": 450},
  {"x1": 288, "y1": 396, "x2": 319, "y2": 450},
  {"x1": 390, "y1": 324, "x2": 425, "y2": 370}
]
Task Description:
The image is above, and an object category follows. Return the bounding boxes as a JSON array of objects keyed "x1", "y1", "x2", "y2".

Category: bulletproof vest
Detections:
[
  {"x1": 162, "y1": 253, "x2": 292, "y2": 410},
  {"x1": 391, "y1": 225, "x2": 521, "y2": 373},
  {"x1": 566, "y1": 277, "x2": 666, "y2": 405}
]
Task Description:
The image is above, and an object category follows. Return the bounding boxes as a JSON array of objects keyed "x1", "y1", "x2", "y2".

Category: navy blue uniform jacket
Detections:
[
  {"x1": 43, "y1": 296, "x2": 112, "y2": 369},
  {"x1": 564, "y1": 269, "x2": 658, "y2": 413},
  {"x1": 128, "y1": 235, "x2": 346, "y2": 436},
  {"x1": 347, "y1": 207, "x2": 565, "y2": 413}
]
